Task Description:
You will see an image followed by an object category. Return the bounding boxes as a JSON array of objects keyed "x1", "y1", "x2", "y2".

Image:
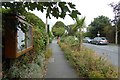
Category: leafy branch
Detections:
[{"x1": 2, "y1": 2, "x2": 81, "y2": 19}]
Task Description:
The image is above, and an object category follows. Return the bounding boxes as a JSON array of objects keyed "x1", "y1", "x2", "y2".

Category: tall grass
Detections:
[{"x1": 44, "y1": 48, "x2": 52, "y2": 59}]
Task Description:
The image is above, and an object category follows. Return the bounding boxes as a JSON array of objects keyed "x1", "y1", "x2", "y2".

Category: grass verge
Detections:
[{"x1": 59, "y1": 42, "x2": 118, "y2": 79}]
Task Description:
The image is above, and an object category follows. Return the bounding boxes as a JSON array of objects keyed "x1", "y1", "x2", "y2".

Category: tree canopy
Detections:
[
  {"x1": 110, "y1": 1, "x2": 120, "y2": 25},
  {"x1": 2, "y1": 2, "x2": 81, "y2": 19},
  {"x1": 52, "y1": 21, "x2": 65, "y2": 37},
  {"x1": 88, "y1": 15, "x2": 111, "y2": 37}
]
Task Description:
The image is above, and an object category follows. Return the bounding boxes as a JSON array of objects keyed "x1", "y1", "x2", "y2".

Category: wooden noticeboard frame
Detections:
[{"x1": 4, "y1": 14, "x2": 33, "y2": 58}]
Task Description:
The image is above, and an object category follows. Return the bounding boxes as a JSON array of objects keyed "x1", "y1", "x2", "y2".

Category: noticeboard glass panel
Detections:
[
  {"x1": 27, "y1": 26, "x2": 32, "y2": 48},
  {"x1": 17, "y1": 25, "x2": 25, "y2": 52}
]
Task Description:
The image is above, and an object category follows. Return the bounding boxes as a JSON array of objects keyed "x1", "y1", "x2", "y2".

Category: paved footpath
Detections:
[{"x1": 45, "y1": 40, "x2": 79, "y2": 78}]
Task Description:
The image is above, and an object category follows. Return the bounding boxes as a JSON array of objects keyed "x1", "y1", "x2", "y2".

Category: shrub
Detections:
[
  {"x1": 8, "y1": 62, "x2": 43, "y2": 78},
  {"x1": 6, "y1": 48, "x2": 52, "y2": 78},
  {"x1": 33, "y1": 27, "x2": 48, "y2": 53},
  {"x1": 60, "y1": 36, "x2": 78, "y2": 47}
]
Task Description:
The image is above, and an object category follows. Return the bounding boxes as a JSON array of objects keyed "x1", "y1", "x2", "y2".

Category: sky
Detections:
[{"x1": 30, "y1": 0, "x2": 119, "y2": 31}]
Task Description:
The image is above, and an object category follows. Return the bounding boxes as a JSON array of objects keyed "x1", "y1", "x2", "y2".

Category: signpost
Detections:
[{"x1": 97, "y1": 31, "x2": 100, "y2": 37}]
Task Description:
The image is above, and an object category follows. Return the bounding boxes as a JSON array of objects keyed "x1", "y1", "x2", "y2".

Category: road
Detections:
[{"x1": 83, "y1": 43, "x2": 119, "y2": 67}]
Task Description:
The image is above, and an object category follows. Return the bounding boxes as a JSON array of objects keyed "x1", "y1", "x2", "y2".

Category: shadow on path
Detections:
[{"x1": 45, "y1": 39, "x2": 79, "y2": 78}]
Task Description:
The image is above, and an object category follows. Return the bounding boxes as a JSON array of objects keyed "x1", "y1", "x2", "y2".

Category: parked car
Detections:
[
  {"x1": 90, "y1": 39, "x2": 94, "y2": 44},
  {"x1": 83, "y1": 37, "x2": 92, "y2": 43},
  {"x1": 92, "y1": 37, "x2": 108, "y2": 45}
]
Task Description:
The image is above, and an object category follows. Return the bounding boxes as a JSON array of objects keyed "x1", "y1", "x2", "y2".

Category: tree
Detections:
[
  {"x1": 89, "y1": 15, "x2": 111, "y2": 37},
  {"x1": 2, "y1": 2, "x2": 81, "y2": 19},
  {"x1": 83, "y1": 26, "x2": 95, "y2": 38},
  {"x1": 103, "y1": 25, "x2": 115, "y2": 43},
  {"x1": 65, "y1": 17, "x2": 85, "y2": 37},
  {"x1": 65, "y1": 24, "x2": 76, "y2": 36},
  {"x1": 75, "y1": 17, "x2": 85, "y2": 50},
  {"x1": 110, "y1": 1, "x2": 120, "y2": 44},
  {"x1": 52, "y1": 21, "x2": 65, "y2": 37}
]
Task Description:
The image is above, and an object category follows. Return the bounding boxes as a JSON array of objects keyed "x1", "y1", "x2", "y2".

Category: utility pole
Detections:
[
  {"x1": 115, "y1": 23, "x2": 118, "y2": 45},
  {"x1": 46, "y1": 16, "x2": 48, "y2": 33},
  {"x1": 46, "y1": 15, "x2": 50, "y2": 44},
  {"x1": 115, "y1": 13, "x2": 118, "y2": 45}
]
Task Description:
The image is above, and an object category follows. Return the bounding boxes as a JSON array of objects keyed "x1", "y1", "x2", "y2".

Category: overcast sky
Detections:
[{"x1": 30, "y1": 0, "x2": 119, "y2": 30}]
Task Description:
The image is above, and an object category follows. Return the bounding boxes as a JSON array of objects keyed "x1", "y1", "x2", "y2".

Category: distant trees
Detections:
[
  {"x1": 65, "y1": 24, "x2": 76, "y2": 36},
  {"x1": 85, "y1": 14, "x2": 119, "y2": 43},
  {"x1": 87, "y1": 1, "x2": 120, "y2": 44},
  {"x1": 88, "y1": 15, "x2": 111, "y2": 38},
  {"x1": 52, "y1": 21, "x2": 65, "y2": 37},
  {"x1": 103, "y1": 25, "x2": 115, "y2": 43}
]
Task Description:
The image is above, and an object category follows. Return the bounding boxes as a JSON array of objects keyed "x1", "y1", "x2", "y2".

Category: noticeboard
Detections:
[{"x1": 4, "y1": 14, "x2": 33, "y2": 58}]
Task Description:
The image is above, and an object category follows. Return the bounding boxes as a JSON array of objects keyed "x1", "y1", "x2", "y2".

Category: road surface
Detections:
[{"x1": 83, "y1": 43, "x2": 119, "y2": 67}]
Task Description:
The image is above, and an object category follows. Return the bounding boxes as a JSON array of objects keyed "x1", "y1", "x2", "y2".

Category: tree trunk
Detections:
[{"x1": 46, "y1": 16, "x2": 49, "y2": 44}]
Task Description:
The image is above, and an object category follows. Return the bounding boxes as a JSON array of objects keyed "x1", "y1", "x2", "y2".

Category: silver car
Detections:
[
  {"x1": 83, "y1": 37, "x2": 92, "y2": 43},
  {"x1": 92, "y1": 37, "x2": 108, "y2": 45}
]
